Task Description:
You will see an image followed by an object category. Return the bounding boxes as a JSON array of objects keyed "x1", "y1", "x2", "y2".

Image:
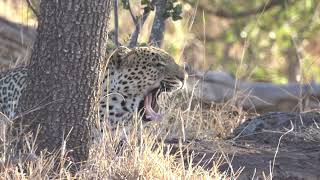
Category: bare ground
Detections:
[{"x1": 165, "y1": 111, "x2": 320, "y2": 180}]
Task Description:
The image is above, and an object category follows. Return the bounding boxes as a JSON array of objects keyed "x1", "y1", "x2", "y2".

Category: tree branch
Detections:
[
  {"x1": 127, "y1": 0, "x2": 137, "y2": 24},
  {"x1": 26, "y1": 0, "x2": 39, "y2": 19},
  {"x1": 128, "y1": 3, "x2": 153, "y2": 48}
]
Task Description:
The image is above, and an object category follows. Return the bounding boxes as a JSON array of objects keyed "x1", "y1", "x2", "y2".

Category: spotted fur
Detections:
[
  {"x1": 0, "y1": 46, "x2": 186, "y2": 136},
  {"x1": 0, "y1": 68, "x2": 28, "y2": 119}
]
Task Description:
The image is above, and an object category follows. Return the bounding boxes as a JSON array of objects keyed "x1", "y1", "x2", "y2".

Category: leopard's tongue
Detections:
[{"x1": 144, "y1": 93, "x2": 162, "y2": 121}]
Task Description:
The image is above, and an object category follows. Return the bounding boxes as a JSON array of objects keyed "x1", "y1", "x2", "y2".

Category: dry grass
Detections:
[
  {"x1": 2, "y1": 83, "x2": 318, "y2": 179},
  {"x1": 0, "y1": 90, "x2": 246, "y2": 179},
  {"x1": 155, "y1": 89, "x2": 247, "y2": 140},
  {"x1": 0, "y1": 133, "x2": 224, "y2": 179}
]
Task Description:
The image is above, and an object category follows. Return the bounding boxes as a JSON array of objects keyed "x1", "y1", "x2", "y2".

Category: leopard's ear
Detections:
[
  {"x1": 108, "y1": 46, "x2": 131, "y2": 69},
  {"x1": 119, "y1": 49, "x2": 138, "y2": 66}
]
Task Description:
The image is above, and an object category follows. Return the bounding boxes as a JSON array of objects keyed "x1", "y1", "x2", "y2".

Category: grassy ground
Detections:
[{"x1": 0, "y1": 90, "x2": 245, "y2": 179}]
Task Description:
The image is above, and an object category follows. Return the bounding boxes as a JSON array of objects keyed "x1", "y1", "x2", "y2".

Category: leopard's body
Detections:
[
  {"x1": 0, "y1": 46, "x2": 186, "y2": 136},
  {"x1": 0, "y1": 68, "x2": 28, "y2": 119}
]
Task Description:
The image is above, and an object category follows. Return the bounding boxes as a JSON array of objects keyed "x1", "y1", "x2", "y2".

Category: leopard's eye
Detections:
[{"x1": 155, "y1": 63, "x2": 165, "y2": 67}]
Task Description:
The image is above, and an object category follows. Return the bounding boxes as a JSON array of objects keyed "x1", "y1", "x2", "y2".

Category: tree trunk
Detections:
[
  {"x1": 149, "y1": 0, "x2": 167, "y2": 47},
  {"x1": 16, "y1": 0, "x2": 111, "y2": 163}
]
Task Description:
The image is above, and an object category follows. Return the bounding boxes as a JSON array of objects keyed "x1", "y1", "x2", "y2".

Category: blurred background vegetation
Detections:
[{"x1": 1, "y1": 0, "x2": 320, "y2": 83}]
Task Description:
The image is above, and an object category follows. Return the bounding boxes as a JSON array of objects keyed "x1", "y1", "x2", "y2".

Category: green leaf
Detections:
[
  {"x1": 141, "y1": 0, "x2": 149, "y2": 5},
  {"x1": 173, "y1": 4, "x2": 182, "y2": 15}
]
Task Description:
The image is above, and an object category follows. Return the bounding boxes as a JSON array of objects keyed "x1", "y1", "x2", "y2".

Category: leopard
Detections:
[{"x1": 0, "y1": 46, "x2": 186, "y2": 138}]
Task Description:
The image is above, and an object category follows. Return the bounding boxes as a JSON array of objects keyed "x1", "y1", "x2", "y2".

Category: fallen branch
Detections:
[{"x1": 186, "y1": 67, "x2": 320, "y2": 112}]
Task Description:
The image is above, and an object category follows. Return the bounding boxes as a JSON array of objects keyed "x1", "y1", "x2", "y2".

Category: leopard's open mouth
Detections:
[
  {"x1": 138, "y1": 81, "x2": 182, "y2": 121},
  {"x1": 141, "y1": 88, "x2": 161, "y2": 121}
]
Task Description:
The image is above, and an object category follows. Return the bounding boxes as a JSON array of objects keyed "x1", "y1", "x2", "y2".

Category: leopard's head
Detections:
[{"x1": 100, "y1": 46, "x2": 186, "y2": 127}]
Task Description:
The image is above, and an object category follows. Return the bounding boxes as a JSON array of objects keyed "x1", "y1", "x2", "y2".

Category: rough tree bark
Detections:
[
  {"x1": 16, "y1": 0, "x2": 111, "y2": 163},
  {"x1": 149, "y1": 0, "x2": 167, "y2": 47}
]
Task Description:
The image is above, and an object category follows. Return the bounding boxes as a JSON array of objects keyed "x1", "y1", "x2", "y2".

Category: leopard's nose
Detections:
[
  {"x1": 177, "y1": 66, "x2": 188, "y2": 82},
  {"x1": 176, "y1": 72, "x2": 188, "y2": 88}
]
